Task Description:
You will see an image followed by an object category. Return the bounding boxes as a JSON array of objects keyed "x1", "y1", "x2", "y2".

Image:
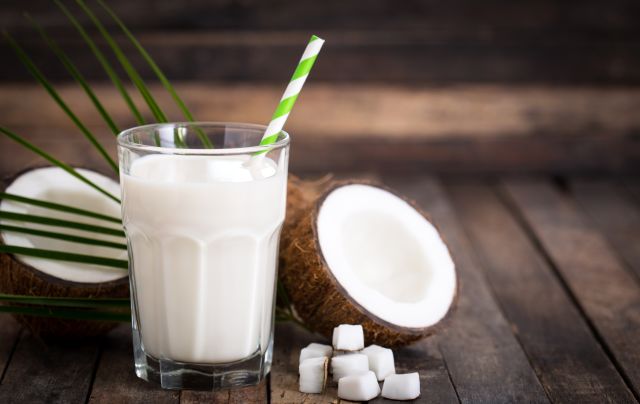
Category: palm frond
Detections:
[
  {"x1": 0, "y1": 211, "x2": 124, "y2": 237},
  {"x1": 75, "y1": 0, "x2": 167, "y2": 124},
  {"x1": 0, "y1": 245, "x2": 127, "y2": 269},
  {"x1": 26, "y1": 14, "x2": 119, "y2": 136},
  {"x1": 0, "y1": 224, "x2": 127, "y2": 250},
  {"x1": 0, "y1": 192, "x2": 121, "y2": 224},
  {"x1": 0, "y1": 305, "x2": 130, "y2": 322},
  {"x1": 0, "y1": 293, "x2": 129, "y2": 308},
  {"x1": 0, "y1": 126, "x2": 120, "y2": 203},
  {"x1": 97, "y1": 0, "x2": 212, "y2": 148},
  {"x1": 54, "y1": 0, "x2": 145, "y2": 126},
  {"x1": 3, "y1": 32, "x2": 118, "y2": 172}
]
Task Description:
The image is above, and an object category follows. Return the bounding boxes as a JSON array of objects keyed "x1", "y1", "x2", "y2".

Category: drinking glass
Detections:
[{"x1": 117, "y1": 122, "x2": 289, "y2": 390}]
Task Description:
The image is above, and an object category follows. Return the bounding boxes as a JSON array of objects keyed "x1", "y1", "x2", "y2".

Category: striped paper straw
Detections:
[{"x1": 260, "y1": 35, "x2": 325, "y2": 146}]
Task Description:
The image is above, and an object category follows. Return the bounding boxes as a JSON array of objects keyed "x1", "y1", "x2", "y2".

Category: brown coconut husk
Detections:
[
  {"x1": 280, "y1": 180, "x2": 458, "y2": 347},
  {"x1": 0, "y1": 167, "x2": 129, "y2": 338}
]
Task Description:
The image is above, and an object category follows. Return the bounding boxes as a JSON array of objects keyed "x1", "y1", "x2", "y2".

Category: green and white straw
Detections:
[{"x1": 260, "y1": 35, "x2": 325, "y2": 146}]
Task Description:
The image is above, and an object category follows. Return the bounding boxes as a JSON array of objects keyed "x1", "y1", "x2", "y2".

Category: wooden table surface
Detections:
[{"x1": 0, "y1": 174, "x2": 638, "y2": 403}]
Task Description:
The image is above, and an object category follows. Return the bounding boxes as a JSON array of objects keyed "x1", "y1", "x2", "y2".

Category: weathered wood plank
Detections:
[
  {"x1": 3, "y1": 30, "x2": 639, "y2": 84},
  {"x1": 3, "y1": 0, "x2": 639, "y2": 37},
  {"x1": 0, "y1": 315, "x2": 22, "y2": 383},
  {"x1": 0, "y1": 331, "x2": 100, "y2": 403},
  {"x1": 180, "y1": 390, "x2": 230, "y2": 404},
  {"x1": 270, "y1": 323, "x2": 339, "y2": 403},
  {"x1": 623, "y1": 180, "x2": 640, "y2": 205},
  {"x1": 369, "y1": 339, "x2": 459, "y2": 404},
  {"x1": 387, "y1": 176, "x2": 548, "y2": 404},
  {"x1": 1, "y1": 132, "x2": 638, "y2": 179},
  {"x1": 503, "y1": 178, "x2": 640, "y2": 397},
  {"x1": 571, "y1": 179, "x2": 640, "y2": 282},
  {"x1": 448, "y1": 181, "x2": 635, "y2": 403},
  {"x1": 3, "y1": 84, "x2": 640, "y2": 140},
  {"x1": 1, "y1": 84, "x2": 639, "y2": 176},
  {"x1": 88, "y1": 325, "x2": 179, "y2": 404}
]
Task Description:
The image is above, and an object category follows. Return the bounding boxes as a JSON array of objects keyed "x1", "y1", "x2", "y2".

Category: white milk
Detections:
[{"x1": 121, "y1": 154, "x2": 286, "y2": 364}]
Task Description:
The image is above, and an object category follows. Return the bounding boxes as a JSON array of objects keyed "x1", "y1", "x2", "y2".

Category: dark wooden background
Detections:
[{"x1": 0, "y1": 0, "x2": 638, "y2": 175}]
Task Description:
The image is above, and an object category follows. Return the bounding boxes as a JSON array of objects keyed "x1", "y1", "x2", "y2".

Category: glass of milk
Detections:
[{"x1": 117, "y1": 122, "x2": 289, "y2": 390}]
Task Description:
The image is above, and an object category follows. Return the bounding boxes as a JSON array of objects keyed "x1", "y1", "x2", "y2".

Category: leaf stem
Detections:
[
  {"x1": 54, "y1": 0, "x2": 145, "y2": 126},
  {"x1": 0, "y1": 210, "x2": 124, "y2": 237},
  {"x1": 26, "y1": 14, "x2": 120, "y2": 136},
  {"x1": 75, "y1": 0, "x2": 168, "y2": 125},
  {"x1": 0, "y1": 294, "x2": 130, "y2": 308},
  {"x1": 97, "y1": 0, "x2": 212, "y2": 148},
  {"x1": 0, "y1": 224, "x2": 127, "y2": 250},
  {"x1": 0, "y1": 245, "x2": 128, "y2": 269},
  {"x1": 3, "y1": 32, "x2": 118, "y2": 173},
  {"x1": 0, "y1": 126, "x2": 121, "y2": 203},
  {"x1": 0, "y1": 305, "x2": 130, "y2": 322},
  {"x1": 0, "y1": 192, "x2": 121, "y2": 224}
]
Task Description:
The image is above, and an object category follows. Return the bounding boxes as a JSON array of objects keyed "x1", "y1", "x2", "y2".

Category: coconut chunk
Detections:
[
  {"x1": 331, "y1": 353, "x2": 369, "y2": 381},
  {"x1": 381, "y1": 372, "x2": 421, "y2": 400},
  {"x1": 361, "y1": 344, "x2": 395, "y2": 381},
  {"x1": 332, "y1": 324, "x2": 365, "y2": 351},
  {"x1": 299, "y1": 357, "x2": 329, "y2": 394},
  {"x1": 299, "y1": 342, "x2": 333, "y2": 364},
  {"x1": 337, "y1": 371, "x2": 381, "y2": 401}
]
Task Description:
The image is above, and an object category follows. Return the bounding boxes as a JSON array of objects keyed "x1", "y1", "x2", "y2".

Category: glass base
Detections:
[{"x1": 132, "y1": 331, "x2": 273, "y2": 390}]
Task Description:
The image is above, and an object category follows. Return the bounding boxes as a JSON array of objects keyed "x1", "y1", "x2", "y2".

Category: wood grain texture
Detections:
[
  {"x1": 1, "y1": 84, "x2": 638, "y2": 176},
  {"x1": 2, "y1": 0, "x2": 640, "y2": 84},
  {"x1": 2, "y1": 84, "x2": 640, "y2": 140},
  {"x1": 503, "y1": 179, "x2": 640, "y2": 398},
  {"x1": 448, "y1": 181, "x2": 635, "y2": 403},
  {"x1": 3, "y1": 0, "x2": 638, "y2": 35},
  {"x1": 387, "y1": 176, "x2": 548, "y2": 404},
  {"x1": 0, "y1": 315, "x2": 21, "y2": 383},
  {"x1": 369, "y1": 339, "x2": 459, "y2": 404},
  {"x1": 0, "y1": 332, "x2": 100, "y2": 404},
  {"x1": 88, "y1": 326, "x2": 179, "y2": 404},
  {"x1": 571, "y1": 180, "x2": 640, "y2": 283},
  {"x1": 270, "y1": 323, "x2": 339, "y2": 403}
]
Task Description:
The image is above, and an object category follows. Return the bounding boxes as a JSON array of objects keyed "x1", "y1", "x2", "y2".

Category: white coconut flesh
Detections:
[
  {"x1": 0, "y1": 167, "x2": 126, "y2": 283},
  {"x1": 317, "y1": 184, "x2": 456, "y2": 329}
]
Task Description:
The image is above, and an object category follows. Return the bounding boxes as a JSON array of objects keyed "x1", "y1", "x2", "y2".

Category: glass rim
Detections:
[{"x1": 117, "y1": 121, "x2": 290, "y2": 155}]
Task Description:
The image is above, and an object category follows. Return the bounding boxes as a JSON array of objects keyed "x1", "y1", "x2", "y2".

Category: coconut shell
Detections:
[
  {"x1": 0, "y1": 167, "x2": 129, "y2": 338},
  {"x1": 279, "y1": 180, "x2": 458, "y2": 347}
]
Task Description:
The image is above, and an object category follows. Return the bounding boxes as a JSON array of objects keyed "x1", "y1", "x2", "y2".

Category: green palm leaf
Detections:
[
  {"x1": 0, "y1": 211, "x2": 124, "y2": 237},
  {"x1": 54, "y1": 0, "x2": 144, "y2": 126},
  {"x1": 0, "y1": 224, "x2": 126, "y2": 250},
  {"x1": 0, "y1": 193, "x2": 121, "y2": 224},
  {"x1": 97, "y1": 0, "x2": 213, "y2": 148},
  {"x1": 0, "y1": 245, "x2": 127, "y2": 269},
  {"x1": 75, "y1": 0, "x2": 167, "y2": 124},
  {"x1": 0, "y1": 294, "x2": 129, "y2": 308},
  {"x1": 0, "y1": 126, "x2": 120, "y2": 203},
  {"x1": 26, "y1": 14, "x2": 119, "y2": 136},
  {"x1": 3, "y1": 32, "x2": 118, "y2": 172},
  {"x1": 0, "y1": 305, "x2": 130, "y2": 322}
]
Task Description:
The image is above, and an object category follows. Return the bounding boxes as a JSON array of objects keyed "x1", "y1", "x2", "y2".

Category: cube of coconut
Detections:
[
  {"x1": 361, "y1": 344, "x2": 395, "y2": 381},
  {"x1": 338, "y1": 371, "x2": 381, "y2": 401},
  {"x1": 299, "y1": 357, "x2": 329, "y2": 394},
  {"x1": 299, "y1": 342, "x2": 333, "y2": 365},
  {"x1": 332, "y1": 324, "x2": 365, "y2": 351},
  {"x1": 331, "y1": 353, "x2": 369, "y2": 381},
  {"x1": 381, "y1": 373, "x2": 421, "y2": 400}
]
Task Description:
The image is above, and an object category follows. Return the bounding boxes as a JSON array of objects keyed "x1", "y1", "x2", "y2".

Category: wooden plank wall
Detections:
[
  {"x1": 0, "y1": 0, "x2": 638, "y2": 174},
  {"x1": 1, "y1": 0, "x2": 639, "y2": 84}
]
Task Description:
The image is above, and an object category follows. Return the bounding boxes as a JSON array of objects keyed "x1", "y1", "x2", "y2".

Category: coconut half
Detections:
[
  {"x1": 281, "y1": 182, "x2": 457, "y2": 346},
  {"x1": 0, "y1": 166, "x2": 129, "y2": 337}
]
